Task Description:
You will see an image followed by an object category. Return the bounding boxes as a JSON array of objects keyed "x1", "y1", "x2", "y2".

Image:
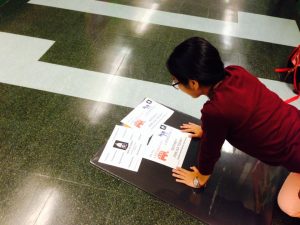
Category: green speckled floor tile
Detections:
[
  {"x1": 233, "y1": 39, "x2": 274, "y2": 56},
  {"x1": 238, "y1": 52, "x2": 279, "y2": 80},
  {"x1": 78, "y1": 33, "x2": 172, "y2": 84},
  {"x1": 0, "y1": 171, "x2": 52, "y2": 225},
  {"x1": 239, "y1": 1, "x2": 270, "y2": 16},
  {"x1": 97, "y1": 17, "x2": 176, "y2": 43},
  {"x1": 179, "y1": 1, "x2": 209, "y2": 18},
  {"x1": 208, "y1": 7, "x2": 237, "y2": 22},
  {"x1": 208, "y1": 35, "x2": 241, "y2": 53},
  {"x1": 0, "y1": 4, "x2": 104, "y2": 51},
  {"x1": 0, "y1": 170, "x2": 117, "y2": 225},
  {"x1": 57, "y1": 131, "x2": 123, "y2": 188},
  {"x1": 1, "y1": 3, "x2": 83, "y2": 35},
  {"x1": 208, "y1": 1, "x2": 238, "y2": 23},
  {"x1": 39, "y1": 23, "x2": 173, "y2": 83},
  {"x1": 0, "y1": 84, "x2": 132, "y2": 188},
  {"x1": 89, "y1": 18, "x2": 137, "y2": 42},
  {"x1": 168, "y1": 29, "x2": 215, "y2": 48},
  {"x1": 220, "y1": 51, "x2": 240, "y2": 67},
  {"x1": 40, "y1": 37, "x2": 95, "y2": 69},
  {"x1": 114, "y1": 58, "x2": 165, "y2": 83},
  {"x1": 1, "y1": 119, "x2": 75, "y2": 176},
  {"x1": 107, "y1": 182, "x2": 207, "y2": 225},
  {"x1": 18, "y1": 5, "x2": 85, "y2": 40}
]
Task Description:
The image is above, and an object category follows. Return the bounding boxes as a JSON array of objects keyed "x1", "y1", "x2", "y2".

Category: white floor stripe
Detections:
[
  {"x1": 0, "y1": 32, "x2": 299, "y2": 119},
  {"x1": 28, "y1": 0, "x2": 300, "y2": 47}
]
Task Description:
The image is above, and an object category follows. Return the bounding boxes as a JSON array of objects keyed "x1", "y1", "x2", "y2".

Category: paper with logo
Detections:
[
  {"x1": 121, "y1": 98, "x2": 174, "y2": 134},
  {"x1": 98, "y1": 125, "x2": 148, "y2": 172},
  {"x1": 143, "y1": 124, "x2": 191, "y2": 168}
]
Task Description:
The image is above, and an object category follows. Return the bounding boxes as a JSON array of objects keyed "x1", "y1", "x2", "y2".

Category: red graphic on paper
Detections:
[
  {"x1": 134, "y1": 119, "x2": 144, "y2": 128},
  {"x1": 158, "y1": 151, "x2": 169, "y2": 161}
]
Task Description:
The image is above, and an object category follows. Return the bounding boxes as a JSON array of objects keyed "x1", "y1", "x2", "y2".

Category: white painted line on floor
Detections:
[
  {"x1": 28, "y1": 0, "x2": 300, "y2": 47},
  {"x1": 0, "y1": 32, "x2": 207, "y2": 118},
  {"x1": 0, "y1": 32, "x2": 299, "y2": 119}
]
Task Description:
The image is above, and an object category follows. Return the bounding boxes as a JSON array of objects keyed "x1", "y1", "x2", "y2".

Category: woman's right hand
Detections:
[{"x1": 180, "y1": 122, "x2": 203, "y2": 138}]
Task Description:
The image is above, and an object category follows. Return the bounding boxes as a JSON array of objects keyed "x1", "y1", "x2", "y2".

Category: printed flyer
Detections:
[
  {"x1": 98, "y1": 125, "x2": 148, "y2": 172},
  {"x1": 143, "y1": 124, "x2": 191, "y2": 168},
  {"x1": 121, "y1": 98, "x2": 174, "y2": 134}
]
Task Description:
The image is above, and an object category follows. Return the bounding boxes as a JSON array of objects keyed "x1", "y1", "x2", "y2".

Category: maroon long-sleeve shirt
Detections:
[{"x1": 198, "y1": 65, "x2": 300, "y2": 175}]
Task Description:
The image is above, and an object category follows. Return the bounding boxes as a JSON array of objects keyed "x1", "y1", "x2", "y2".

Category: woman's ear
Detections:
[{"x1": 188, "y1": 80, "x2": 200, "y2": 90}]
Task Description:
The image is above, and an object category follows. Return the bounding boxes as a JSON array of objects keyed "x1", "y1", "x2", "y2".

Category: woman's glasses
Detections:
[{"x1": 172, "y1": 80, "x2": 180, "y2": 90}]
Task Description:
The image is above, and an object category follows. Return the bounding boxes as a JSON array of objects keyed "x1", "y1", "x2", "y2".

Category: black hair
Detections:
[{"x1": 166, "y1": 37, "x2": 225, "y2": 87}]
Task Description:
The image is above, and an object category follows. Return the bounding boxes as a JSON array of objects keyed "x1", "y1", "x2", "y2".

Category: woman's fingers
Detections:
[
  {"x1": 180, "y1": 125, "x2": 193, "y2": 130},
  {"x1": 180, "y1": 123, "x2": 203, "y2": 138},
  {"x1": 180, "y1": 125, "x2": 197, "y2": 132},
  {"x1": 172, "y1": 169, "x2": 189, "y2": 185},
  {"x1": 172, "y1": 168, "x2": 186, "y2": 175},
  {"x1": 172, "y1": 172, "x2": 186, "y2": 180},
  {"x1": 181, "y1": 122, "x2": 197, "y2": 127},
  {"x1": 181, "y1": 122, "x2": 197, "y2": 126},
  {"x1": 175, "y1": 179, "x2": 188, "y2": 185},
  {"x1": 191, "y1": 166, "x2": 199, "y2": 173},
  {"x1": 173, "y1": 172, "x2": 190, "y2": 186},
  {"x1": 180, "y1": 128, "x2": 194, "y2": 133},
  {"x1": 173, "y1": 167, "x2": 189, "y2": 173}
]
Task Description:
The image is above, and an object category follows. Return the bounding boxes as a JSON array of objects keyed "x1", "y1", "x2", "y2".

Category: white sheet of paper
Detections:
[
  {"x1": 143, "y1": 124, "x2": 191, "y2": 168},
  {"x1": 121, "y1": 98, "x2": 174, "y2": 133},
  {"x1": 98, "y1": 125, "x2": 148, "y2": 172}
]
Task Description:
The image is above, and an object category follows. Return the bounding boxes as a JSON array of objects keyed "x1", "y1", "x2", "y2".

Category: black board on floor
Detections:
[{"x1": 90, "y1": 108, "x2": 287, "y2": 225}]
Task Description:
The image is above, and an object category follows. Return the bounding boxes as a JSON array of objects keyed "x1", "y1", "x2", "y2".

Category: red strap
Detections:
[
  {"x1": 288, "y1": 45, "x2": 300, "y2": 64},
  {"x1": 275, "y1": 68, "x2": 291, "y2": 73},
  {"x1": 293, "y1": 65, "x2": 299, "y2": 93},
  {"x1": 275, "y1": 65, "x2": 299, "y2": 104},
  {"x1": 285, "y1": 95, "x2": 300, "y2": 104},
  {"x1": 284, "y1": 67, "x2": 299, "y2": 104},
  {"x1": 275, "y1": 47, "x2": 300, "y2": 103}
]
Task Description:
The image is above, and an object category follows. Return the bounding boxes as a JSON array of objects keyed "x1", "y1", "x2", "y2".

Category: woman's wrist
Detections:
[{"x1": 193, "y1": 176, "x2": 201, "y2": 188}]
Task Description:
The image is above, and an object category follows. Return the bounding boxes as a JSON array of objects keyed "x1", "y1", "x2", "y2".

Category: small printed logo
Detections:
[
  {"x1": 134, "y1": 119, "x2": 144, "y2": 128},
  {"x1": 142, "y1": 99, "x2": 152, "y2": 109},
  {"x1": 158, "y1": 131, "x2": 168, "y2": 137},
  {"x1": 160, "y1": 124, "x2": 166, "y2": 130},
  {"x1": 113, "y1": 140, "x2": 129, "y2": 150},
  {"x1": 142, "y1": 104, "x2": 150, "y2": 109},
  {"x1": 158, "y1": 151, "x2": 168, "y2": 161}
]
